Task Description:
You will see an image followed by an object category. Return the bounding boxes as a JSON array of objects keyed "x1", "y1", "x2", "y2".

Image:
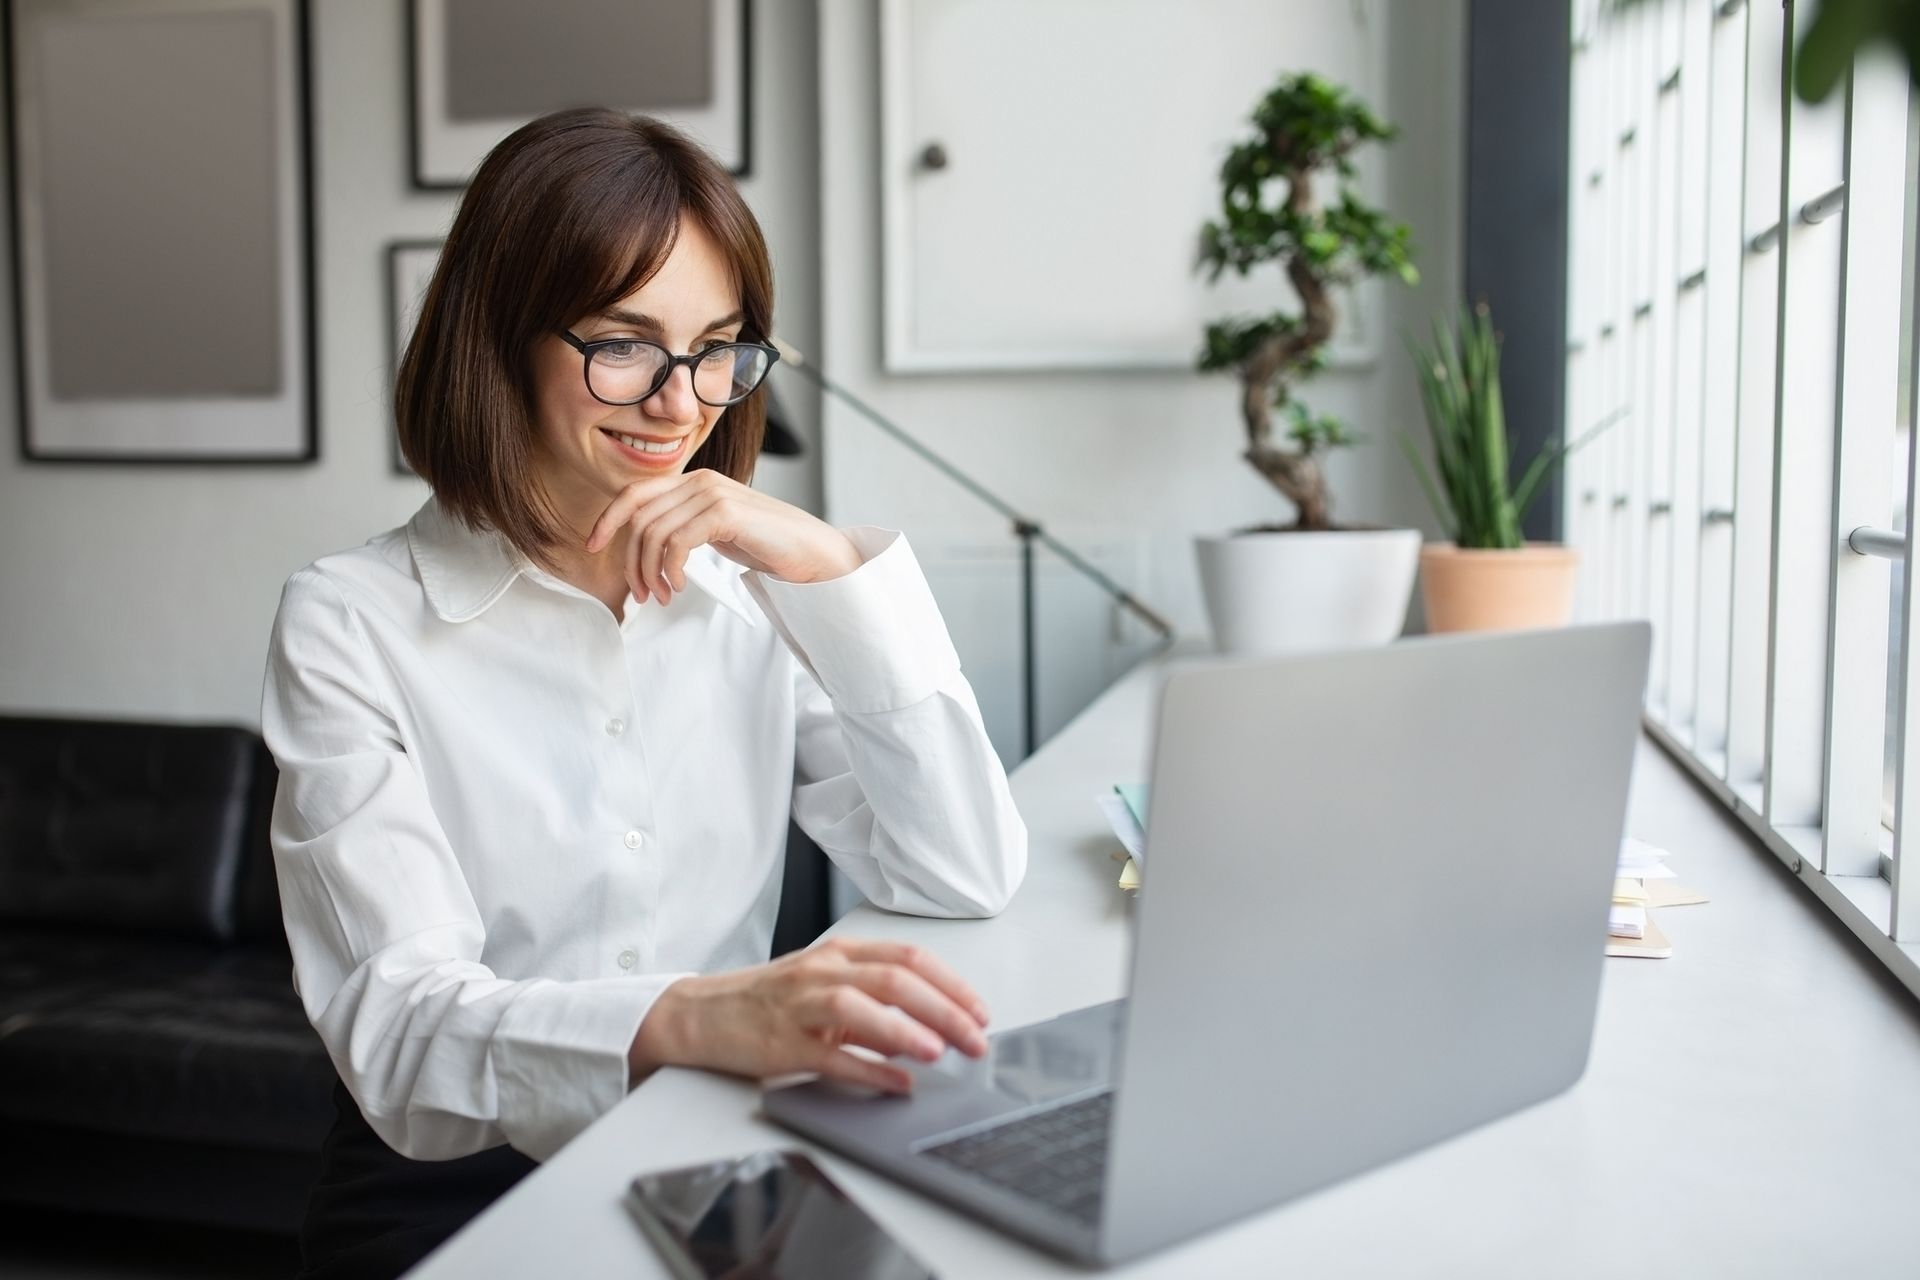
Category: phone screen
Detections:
[{"x1": 625, "y1": 1149, "x2": 935, "y2": 1279}]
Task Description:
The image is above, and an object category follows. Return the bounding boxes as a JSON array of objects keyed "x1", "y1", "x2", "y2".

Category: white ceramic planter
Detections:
[{"x1": 1195, "y1": 528, "x2": 1421, "y2": 655}]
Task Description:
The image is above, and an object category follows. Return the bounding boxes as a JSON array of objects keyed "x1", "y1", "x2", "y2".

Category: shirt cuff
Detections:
[
  {"x1": 741, "y1": 527, "x2": 962, "y2": 714},
  {"x1": 490, "y1": 971, "x2": 691, "y2": 1162}
]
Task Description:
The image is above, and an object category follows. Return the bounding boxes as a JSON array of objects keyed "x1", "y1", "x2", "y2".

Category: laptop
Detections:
[{"x1": 765, "y1": 621, "x2": 1651, "y2": 1266}]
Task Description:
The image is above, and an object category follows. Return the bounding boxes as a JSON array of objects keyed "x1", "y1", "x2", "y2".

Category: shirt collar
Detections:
[{"x1": 405, "y1": 494, "x2": 757, "y2": 625}]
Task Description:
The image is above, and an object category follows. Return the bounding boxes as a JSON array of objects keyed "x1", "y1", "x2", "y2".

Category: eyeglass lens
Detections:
[{"x1": 587, "y1": 343, "x2": 771, "y2": 406}]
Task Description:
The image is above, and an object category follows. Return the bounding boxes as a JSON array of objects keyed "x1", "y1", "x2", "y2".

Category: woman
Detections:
[{"x1": 260, "y1": 108, "x2": 1027, "y2": 1279}]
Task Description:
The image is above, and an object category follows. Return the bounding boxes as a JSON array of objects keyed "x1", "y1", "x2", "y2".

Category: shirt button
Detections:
[
  {"x1": 617, "y1": 949, "x2": 637, "y2": 970},
  {"x1": 624, "y1": 830, "x2": 644, "y2": 850},
  {"x1": 605, "y1": 718, "x2": 625, "y2": 737}
]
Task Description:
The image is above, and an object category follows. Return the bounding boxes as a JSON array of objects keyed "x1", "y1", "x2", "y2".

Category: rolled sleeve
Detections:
[
  {"x1": 489, "y1": 972, "x2": 684, "y2": 1160},
  {"x1": 742, "y1": 529, "x2": 1028, "y2": 918},
  {"x1": 740, "y1": 527, "x2": 960, "y2": 714}
]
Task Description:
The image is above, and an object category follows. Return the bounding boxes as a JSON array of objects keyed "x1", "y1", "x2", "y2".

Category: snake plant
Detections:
[{"x1": 1403, "y1": 303, "x2": 1608, "y2": 550}]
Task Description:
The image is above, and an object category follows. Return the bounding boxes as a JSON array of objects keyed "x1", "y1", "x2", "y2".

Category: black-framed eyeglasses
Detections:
[{"x1": 558, "y1": 331, "x2": 780, "y2": 408}]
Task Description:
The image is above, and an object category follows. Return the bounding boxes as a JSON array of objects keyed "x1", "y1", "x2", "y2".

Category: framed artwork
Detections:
[
  {"x1": 386, "y1": 239, "x2": 442, "y2": 475},
  {"x1": 878, "y1": 0, "x2": 1386, "y2": 373},
  {"x1": 5, "y1": 0, "x2": 316, "y2": 463},
  {"x1": 408, "y1": 0, "x2": 751, "y2": 190}
]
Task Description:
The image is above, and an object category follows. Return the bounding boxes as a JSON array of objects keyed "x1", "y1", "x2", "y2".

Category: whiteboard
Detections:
[{"x1": 880, "y1": 0, "x2": 1390, "y2": 373}]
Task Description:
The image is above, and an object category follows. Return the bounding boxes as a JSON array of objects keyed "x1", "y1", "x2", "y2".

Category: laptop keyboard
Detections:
[{"x1": 918, "y1": 1090, "x2": 1113, "y2": 1226}]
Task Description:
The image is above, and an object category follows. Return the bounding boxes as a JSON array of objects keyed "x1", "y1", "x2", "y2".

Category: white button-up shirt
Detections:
[{"x1": 259, "y1": 495, "x2": 1026, "y2": 1163}]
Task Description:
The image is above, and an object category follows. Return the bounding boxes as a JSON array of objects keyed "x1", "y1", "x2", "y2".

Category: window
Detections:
[
  {"x1": 1567, "y1": 0, "x2": 1920, "y2": 986},
  {"x1": 1888, "y1": 100, "x2": 1918, "y2": 836}
]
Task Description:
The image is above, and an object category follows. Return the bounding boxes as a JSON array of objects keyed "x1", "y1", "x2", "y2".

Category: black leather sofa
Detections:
[
  {"x1": 0, "y1": 718, "x2": 330, "y2": 1234},
  {"x1": 0, "y1": 715, "x2": 832, "y2": 1236}
]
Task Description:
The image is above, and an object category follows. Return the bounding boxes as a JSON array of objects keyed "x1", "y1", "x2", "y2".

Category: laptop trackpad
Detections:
[{"x1": 920, "y1": 999, "x2": 1124, "y2": 1106}]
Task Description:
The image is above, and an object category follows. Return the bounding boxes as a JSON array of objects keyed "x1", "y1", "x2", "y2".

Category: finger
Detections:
[
  {"x1": 638, "y1": 492, "x2": 726, "y2": 605},
  {"x1": 584, "y1": 474, "x2": 693, "y2": 553},
  {"x1": 628, "y1": 485, "x2": 713, "y2": 602},
  {"x1": 622, "y1": 519, "x2": 656, "y2": 606},
  {"x1": 831, "y1": 939, "x2": 990, "y2": 1027},
  {"x1": 658, "y1": 495, "x2": 744, "y2": 595},
  {"x1": 806, "y1": 985, "x2": 947, "y2": 1064},
  {"x1": 844, "y1": 962, "x2": 990, "y2": 1058},
  {"x1": 804, "y1": 1042, "x2": 913, "y2": 1095},
  {"x1": 617, "y1": 473, "x2": 721, "y2": 568}
]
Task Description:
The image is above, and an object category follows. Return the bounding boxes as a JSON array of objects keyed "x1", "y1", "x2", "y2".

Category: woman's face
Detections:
[{"x1": 530, "y1": 212, "x2": 744, "y2": 523}]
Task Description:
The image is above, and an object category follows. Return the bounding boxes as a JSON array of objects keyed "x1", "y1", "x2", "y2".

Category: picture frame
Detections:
[
  {"x1": 408, "y1": 0, "x2": 751, "y2": 190},
  {"x1": 4, "y1": 0, "x2": 316, "y2": 464},
  {"x1": 876, "y1": 0, "x2": 1385, "y2": 374},
  {"x1": 386, "y1": 239, "x2": 442, "y2": 476}
]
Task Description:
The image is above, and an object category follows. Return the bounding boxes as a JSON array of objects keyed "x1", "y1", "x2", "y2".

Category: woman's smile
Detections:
[{"x1": 600, "y1": 426, "x2": 691, "y2": 467}]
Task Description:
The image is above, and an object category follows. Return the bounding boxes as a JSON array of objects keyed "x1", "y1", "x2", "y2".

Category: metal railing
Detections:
[
  {"x1": 772, "y1": 340, "x2": 1178, "y2": 759},
  {"x1": 1848, "y1": 526, "x2": 1907, "y2": 561}
]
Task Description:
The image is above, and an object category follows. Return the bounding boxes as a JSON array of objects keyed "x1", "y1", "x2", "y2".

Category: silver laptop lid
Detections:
[{"x1": 1099, "y1": 622, "x2": 1650, "y2": 1263}]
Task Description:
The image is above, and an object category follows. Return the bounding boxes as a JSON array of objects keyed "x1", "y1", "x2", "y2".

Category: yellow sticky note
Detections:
[{"x1": 1612, "y1": 877, "x2": 1648, "y2": 907}]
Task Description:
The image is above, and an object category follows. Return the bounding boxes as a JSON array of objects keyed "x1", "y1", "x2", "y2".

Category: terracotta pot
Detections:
[{"x1": 1418, "y1": 542, "x2": 1579, "y2": 633}]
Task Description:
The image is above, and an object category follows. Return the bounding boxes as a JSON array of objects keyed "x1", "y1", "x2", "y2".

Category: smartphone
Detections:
[{"x1": 625, "y1": 1148, "x2": 936, "y2": 1279}]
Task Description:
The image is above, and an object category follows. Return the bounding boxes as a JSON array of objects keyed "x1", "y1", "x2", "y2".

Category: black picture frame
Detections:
[
  {"x1": 406, "y1": 0, "x2": 753, "y2": 192},
  {"x1": 4, "y1": 0, "x2": 318, "y2": 465}
]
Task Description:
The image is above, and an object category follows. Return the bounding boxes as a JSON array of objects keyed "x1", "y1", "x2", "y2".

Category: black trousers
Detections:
[{"x1": 296, "y1": 1079, "x2": 538, "y2": 1280}]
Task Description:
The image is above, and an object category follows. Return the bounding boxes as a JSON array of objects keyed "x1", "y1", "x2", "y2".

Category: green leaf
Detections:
[
  {"x1": 1793, "y1": 0, "x2": 1881, "y2": 103},
  {"x1": 1406, "y1": 302, "x2": 1629, "y2": 547},
  {"x1": 1196, "y1": 312, "x2": 1304, "y2": 373},
  {"x1": 1284, "y1": 401, "x2": 1362, "y2": 455},
  {"x1": 1512, "y1": 405, "x2": 1627, "y2": 517},
  {"x1": 1398, "y1": 429, "x2": 1455, "y2": 539}
]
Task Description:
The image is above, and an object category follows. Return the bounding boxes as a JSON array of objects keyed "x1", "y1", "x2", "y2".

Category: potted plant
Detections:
[
  {"x1": 1403, "y1": 302, "x2": 1605, "y2": 632},
  {"x1": 1193, "y1": 72, "x2": 1423, "y2": 655}
]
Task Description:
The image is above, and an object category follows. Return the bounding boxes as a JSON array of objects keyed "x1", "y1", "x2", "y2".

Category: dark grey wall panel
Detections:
[{"x1": 1466, "y1": 0, "x2": 1571, "y2": 542}]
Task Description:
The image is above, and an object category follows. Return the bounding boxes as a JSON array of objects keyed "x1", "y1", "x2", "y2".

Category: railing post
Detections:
[{"x1": 1014, "y1": 519, "x2": 1040, "y2": 759}]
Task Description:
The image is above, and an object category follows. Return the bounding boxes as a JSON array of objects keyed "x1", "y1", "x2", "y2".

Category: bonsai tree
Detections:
[{"x1": 1196, "y1": 72, "x2": 1418, "y2": 531}]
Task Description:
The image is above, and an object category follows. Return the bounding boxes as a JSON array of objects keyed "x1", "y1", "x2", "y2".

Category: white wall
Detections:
[
  {"x1": 0, "y1": 0, "x2": 1462, "y2": 755},
  {"x1": 817, "y1": 0, "x2": 1466, "y2": 761},
  {"x1": 0, "y1": 0, "x2": 822, "y2": 725}
]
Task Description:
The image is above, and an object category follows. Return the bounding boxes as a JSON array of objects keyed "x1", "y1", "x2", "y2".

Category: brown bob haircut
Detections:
[{"x1": 396, "y1": 108, "x2": 774, "y2": 572}]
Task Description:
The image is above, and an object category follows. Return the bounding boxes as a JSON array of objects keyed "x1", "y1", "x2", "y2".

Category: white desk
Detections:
[{"x1": 410, "y1": 646, "x2": 1920, "y2": 1279}]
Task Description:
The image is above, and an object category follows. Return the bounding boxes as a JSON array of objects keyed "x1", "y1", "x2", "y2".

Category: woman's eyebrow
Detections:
[{"x1": 597, "y1": 306, "x2": 745, "y2": 333}]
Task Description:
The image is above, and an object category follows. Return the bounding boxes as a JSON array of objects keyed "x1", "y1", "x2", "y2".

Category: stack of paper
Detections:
[
  {"x1": 1606, "y1": 836, "x2": 1709, "y2": 959},
  {"x1": 1607, "y1": 839, "x2": 1668, "y2": 941},
  {"x1": 1608, "y1": 877, "x2": 1649, "y2": 940}
]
